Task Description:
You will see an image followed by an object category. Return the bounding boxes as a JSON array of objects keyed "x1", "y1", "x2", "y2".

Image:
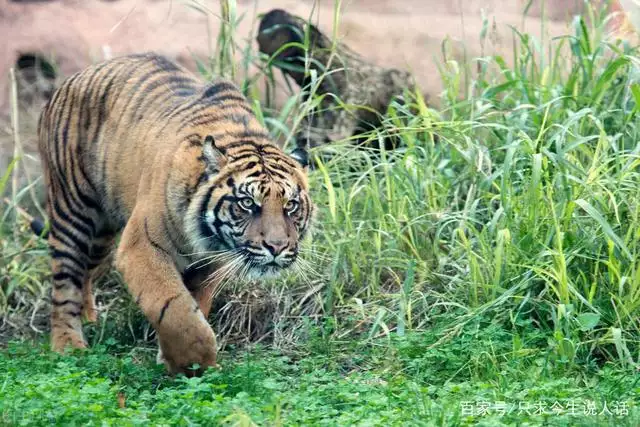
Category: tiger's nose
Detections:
[{"x1": 263, "y1": 239, "x2": 287, "y2": 256}]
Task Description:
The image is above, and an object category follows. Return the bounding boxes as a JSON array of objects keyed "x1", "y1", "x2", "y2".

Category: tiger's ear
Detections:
[
  {"x1": 290, "y1": 147, "x2": 309, "y2": 170},
  {"x1": 202, "y1": 135, "x2": 227, "y2": 174}
]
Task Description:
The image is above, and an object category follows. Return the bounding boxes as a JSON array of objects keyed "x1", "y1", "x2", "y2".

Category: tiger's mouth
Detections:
[
  {"x1": 241, "y1": 251, "x2": 297, "y2": 280},
  {"x1": 247, "y1": 254, "x2": 296, "y2": 269}
]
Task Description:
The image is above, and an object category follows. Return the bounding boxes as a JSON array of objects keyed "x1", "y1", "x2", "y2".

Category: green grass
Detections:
[
  {"x1": 2, "y1": 0, "x2": 640, "y2": 425},
  {"x1": 2, "y1": 314, "x2": 638, "y2": 426}
]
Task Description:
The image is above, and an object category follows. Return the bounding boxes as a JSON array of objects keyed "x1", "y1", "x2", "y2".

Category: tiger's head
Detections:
[{"x1": 187, "y1": 134, "x2": 314, "y2": 280}]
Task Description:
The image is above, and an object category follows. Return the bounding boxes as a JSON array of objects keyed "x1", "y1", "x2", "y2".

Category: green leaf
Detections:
[
  {"x1": 631, "y1": 83, "x2": 640, "y2": 113},
  {"x1": 576, "y1": 313, "x2": 600, "y2": 331},
  {"x1": 592, "y1": 57, "x2": 629, "y2": 104},
  {"x1": 483, "y1": 80, "x2": 519, "y2": 100},
  {"x1": 574, "y1": 199, "x2": 631, "y2": 260}
]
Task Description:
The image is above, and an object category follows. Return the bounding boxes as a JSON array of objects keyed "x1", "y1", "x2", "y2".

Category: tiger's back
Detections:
[
  {"x1": 40, "y1": 53, "x2": 242, "y2": 226},
  {"x1": 38, "y1": 53, "x2": 313, "y2": 376}
]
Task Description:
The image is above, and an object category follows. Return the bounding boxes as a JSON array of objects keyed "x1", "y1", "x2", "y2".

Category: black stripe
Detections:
[
  {"x1": 265, "y1": 161, "x2": 293, "y2": 174},
  {"x1": 110, "y1": 69, "x2": 159, "y2": 134},
  {"x1": 51, "y1": 76, "x2": 77, "y2": 185},
  {"x1": 75, "y1": 152, "x2": 99, "y2": 194},
  {"x1": 54, "y1": 184, "x2": 97, "y2": 233},
  {"x1": 228, "y1": 148, "x2": 262, "y2": 158},
  {"x1": 139, "y1": 79, "x2": 198, "y2": 119},
  {"x1": 131, "y1": 76, "x2": 197, "y2": 122},
  {"x1": 152, "y1": 54, "x2": 183, "y2": 73},
  {"x1": 52, "y1": 263, "x2": 85, "y2": 280},
  {"x1": 64, "y1": 72, "x2": 101, "y2": 199},
  {"x1": 149, "y1": 87, "x2": 197, "y2": 119},
  {"x1": 203, "y1": 102, "x2": 254, "y2": 116},
  {"x1": 52, "y1": 272, "x2": 83, "y2": 290},
  {"x1": 166, "y1": 99, "x2": 216, "y2": 123},
  {"x1": 76, "y1": 64, "x2": 109, "y2": 191},
  {"x1": 268, "y1": 152, "x2": 301, "y2": 170},
  {"x1": 83, "y1": 64, "x2": 121, "y2": 161},
  {"x1": 79, "y1": 66, "x2": 102, "y2": 138},
  {"x1": 163, "y1": 176, "x2": 188, "y2": 249},
  {"x1": 202, "y1": 81, "x2": 240, "y2": 99},
  {"x1": 177, "y1": 112, "x2": 256, "y2": 134},
  {"x1": 212, "y1": 195, "x2": 237, "y2": 239},
  {"x1": 198, "y1": 186, "x2": 216, "y2": 240},
  {"x1": 162, "y1": 94, "x2": 202, "y2": 120},
  {"x1": 47, "y1": 78, "x2": 101, "y2": 220},
  {"x1": 60, "y1": 74, "x2": 83, "y2": 186},
  {"x1": 97, "y1": 69, "x2": 125, "y2": 196},
  {"x1": 218, "y1": 140, "x2": 263, "y2": 154},
  {"x1": 300, "y1": 196, "x2": 312, "y2": 238},
  {"x1": 229, "y1": 153, "x2": 260, "y2": 163},
  {"x1": 96, "y1": 68, "x2": 121, "y2": 136},
  {"x1": 52, "y1": 298, "x2": 82, "y2": 307},
  {"x1": 51, "y1": 198, "x2": 94, "y2": 237},
  {"x1": 52, "y1": 248, "x2": 86, "y2": 270},
  {"x1": 175, "y1": 112, "x2": 222, "y2": 134},
  {"x1": 222, "y1": 137, "x2": 270, "y2": 151},
  {"x1": 205, "y1": 93, "x2": 247, "y2": 104},
  {"x1": 144, "y1": 218, "x2": 171, "y2": 256},
  {"x1": 184, "y1": 133, "x2": 203, "y2": 147},
  {"x1": 243, "y1": 161, "x2": 258, "y2": 170},
  {"x1": 68, "y1": 161, "x2": 101, "y2": 210},
  {"x1": 171, "y1": 91, "x2": 246, "y2": 124},
  {"x1": 157, "y1": 295, "x2": 179, "y2": 324},
  {"x1": 50, "y1": 226, "x2": 89, "y2": 256},
  {"x1": 264, "y1": 167, "x2": 291, "y2": 180},
  {"x1": 46, "y1": 77, "x2": 68, "y2": 113}
]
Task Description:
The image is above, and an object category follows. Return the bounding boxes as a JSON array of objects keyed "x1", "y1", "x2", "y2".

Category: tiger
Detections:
[{"x1": 36, "y1": 52, "x2": 314, "y2": 377}]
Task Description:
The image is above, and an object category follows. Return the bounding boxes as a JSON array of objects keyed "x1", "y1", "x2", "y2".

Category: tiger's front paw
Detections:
[{"x1": 159, "y1": 328, "x2": 218, "y2": 377}]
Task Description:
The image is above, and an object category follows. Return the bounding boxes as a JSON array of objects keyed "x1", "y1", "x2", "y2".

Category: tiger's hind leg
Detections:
[
  {"x1": 82, "y1": 231, "x2": 116, "y2": 323},
  {"x1": 45, "y1": 179, "x2": 106, "y2": 351},
  {"x1": 48, "y1": 217, "x2": 93, "y2": 352}
]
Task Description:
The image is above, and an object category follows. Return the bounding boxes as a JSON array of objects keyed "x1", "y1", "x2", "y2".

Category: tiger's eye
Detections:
[
  {"x1": 238, "y1": 198, "x2": 255, "y2": 211},
  {"x1": 284, "y1": 199, "x2": 299, "y2": 214}
]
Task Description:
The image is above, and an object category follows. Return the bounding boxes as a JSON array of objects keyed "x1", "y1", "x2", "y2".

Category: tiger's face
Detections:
[{"x1": 189, "y1": 135, "x2": 313, "y2": 280}]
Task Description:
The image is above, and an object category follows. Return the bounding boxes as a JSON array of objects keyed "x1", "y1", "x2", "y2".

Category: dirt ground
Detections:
[
  {"x1": 0, "y1": 0, "x2": 632, "y2": 190},
  {"x1": 0, "y1": 0, "x2": 598, "y2": 111}
]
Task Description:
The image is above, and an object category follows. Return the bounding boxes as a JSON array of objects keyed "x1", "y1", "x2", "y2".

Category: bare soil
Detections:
[{"x1": 0, "y1": 0, "x2": 630, "y2": 190}]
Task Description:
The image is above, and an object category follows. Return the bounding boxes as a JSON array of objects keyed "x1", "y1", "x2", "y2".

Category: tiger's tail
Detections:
[
  {"x1": 2, "y1": 197, "x2": 49, "y2": 238},
  {"x1": 30, "y1": 217, "x2": 49, "y2": 238}
]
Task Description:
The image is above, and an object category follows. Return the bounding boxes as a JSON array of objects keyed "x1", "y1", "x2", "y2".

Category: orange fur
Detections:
[{"x1": 37, "y1": 53, "x2": 314, "y2": 376}]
